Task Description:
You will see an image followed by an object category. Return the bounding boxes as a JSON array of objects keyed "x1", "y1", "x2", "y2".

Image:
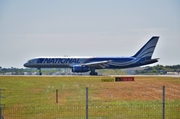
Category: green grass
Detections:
[{"x1": 0, "y1": 76, "x2": 180, "y2": 118}]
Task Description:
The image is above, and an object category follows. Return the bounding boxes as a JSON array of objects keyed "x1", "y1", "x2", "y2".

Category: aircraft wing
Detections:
[{"x1": 82, "y1": 60, "x2": 111, "y2": 68}]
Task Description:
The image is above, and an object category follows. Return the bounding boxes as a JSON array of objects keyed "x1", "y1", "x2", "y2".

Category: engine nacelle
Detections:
[{"x1": 72, "y1": 65, "x2": 89, "y2": 72}]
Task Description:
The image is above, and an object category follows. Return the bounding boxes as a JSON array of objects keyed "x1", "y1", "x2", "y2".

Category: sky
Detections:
[{"x1": 0, "y1": 0, "x2": 180, "y2": 68}]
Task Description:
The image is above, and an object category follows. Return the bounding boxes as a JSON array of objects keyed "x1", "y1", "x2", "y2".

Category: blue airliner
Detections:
[{"x1": 24, "y1": 36, "x2": 159, "y2": 75}]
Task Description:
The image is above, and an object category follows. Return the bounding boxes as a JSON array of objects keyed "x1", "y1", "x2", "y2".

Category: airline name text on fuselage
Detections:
[{"x1": 42, "y1": 58, "x2": 80, "y2": 64}]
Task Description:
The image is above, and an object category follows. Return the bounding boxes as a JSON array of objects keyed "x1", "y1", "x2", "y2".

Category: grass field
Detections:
[{"x1": 0, "y1": 76, "x2": 180, "y2": 118}]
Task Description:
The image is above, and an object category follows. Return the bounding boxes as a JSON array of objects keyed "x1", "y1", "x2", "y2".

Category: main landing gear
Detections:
[
  {"x1": 38, "y1": 68, "x2": 42, "y2": 75},
  {"x1": 89, "y1": 72, "x2": 98, "y2": 75},
  {"x1": 89, "y1": 68, "x2": 98, "y2": 75}
]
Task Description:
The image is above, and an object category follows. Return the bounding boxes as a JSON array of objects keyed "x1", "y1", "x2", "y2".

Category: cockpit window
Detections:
[
  {"x1": 27, "y1": 60, "x2": 33, "y2": 63},
  {"x1": 27, "y1": 59, "x2": 38, "y2": 63}
]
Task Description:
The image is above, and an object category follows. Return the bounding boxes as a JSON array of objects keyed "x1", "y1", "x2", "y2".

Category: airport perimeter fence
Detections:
[
  {"x1": 3, "y1": 104, "x2": 180, "y2": 119},
  {"x1": 1, "y1": 85, "x2": 180, "y2": 119}
]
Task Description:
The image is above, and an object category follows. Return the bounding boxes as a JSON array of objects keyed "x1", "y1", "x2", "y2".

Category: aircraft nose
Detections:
[{"x1": 23, "y1": 63, "x2": 28, "y2": 67}]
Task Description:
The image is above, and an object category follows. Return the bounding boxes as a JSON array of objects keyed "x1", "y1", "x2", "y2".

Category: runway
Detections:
[{"x1": 1, "y1": 74, "x2": 180, "y2": 77}]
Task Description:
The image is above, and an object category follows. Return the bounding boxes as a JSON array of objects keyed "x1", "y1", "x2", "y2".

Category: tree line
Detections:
[{"x1": 136, "y1": 64, "x2": 180, "y2": 75}]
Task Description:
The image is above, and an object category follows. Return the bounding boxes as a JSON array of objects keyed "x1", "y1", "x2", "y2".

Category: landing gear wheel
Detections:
[
  {"x1": 89, "y1": 72, "x2": 98, "y2": 75},
  {"x1": 38, "y1": 68, "x2": 42, "y2": 75}
]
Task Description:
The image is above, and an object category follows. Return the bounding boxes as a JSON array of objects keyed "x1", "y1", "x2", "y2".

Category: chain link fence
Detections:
[{"x1": 2, "y1": 104, "x2": 180, "y2": 119}]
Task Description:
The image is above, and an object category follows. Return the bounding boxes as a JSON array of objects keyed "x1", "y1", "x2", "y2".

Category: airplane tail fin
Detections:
[{"x1": 133, "y1": 36, "x2": 159, "y2": 60}]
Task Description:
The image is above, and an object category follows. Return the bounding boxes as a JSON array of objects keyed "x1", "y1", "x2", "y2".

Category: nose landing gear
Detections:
[{"x1": 38, "y1": 68, "x2": 42, "y2": 75}]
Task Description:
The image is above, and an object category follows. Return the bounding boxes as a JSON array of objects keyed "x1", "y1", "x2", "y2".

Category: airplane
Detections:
[{"x1": 24, "y1": 36, "x2": 159, "y2": 75}]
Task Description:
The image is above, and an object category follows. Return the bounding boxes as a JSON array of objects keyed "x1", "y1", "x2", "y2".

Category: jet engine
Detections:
[{"x1": 72, "y1": 65, "x2": 89, "y2": 72}]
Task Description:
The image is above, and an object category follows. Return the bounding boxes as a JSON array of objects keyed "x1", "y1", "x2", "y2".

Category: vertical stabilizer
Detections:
[{"x1": 133, "y1": 36, "x2": 159, "y2": 60}]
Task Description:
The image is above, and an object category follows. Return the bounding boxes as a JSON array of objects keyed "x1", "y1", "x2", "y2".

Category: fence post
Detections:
[
  {"x1": 0, "y1": 89, "x2": 5, "y2": 119},
  {"x1": 56, "y1": 89, "x2": 58, "y2": 103},
  {"x1": 162, "y1": 86, "x2": 165, "y2": 119},
  {"x1": 86, "y1": 87, "x2": 88, "y2": 119}
]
